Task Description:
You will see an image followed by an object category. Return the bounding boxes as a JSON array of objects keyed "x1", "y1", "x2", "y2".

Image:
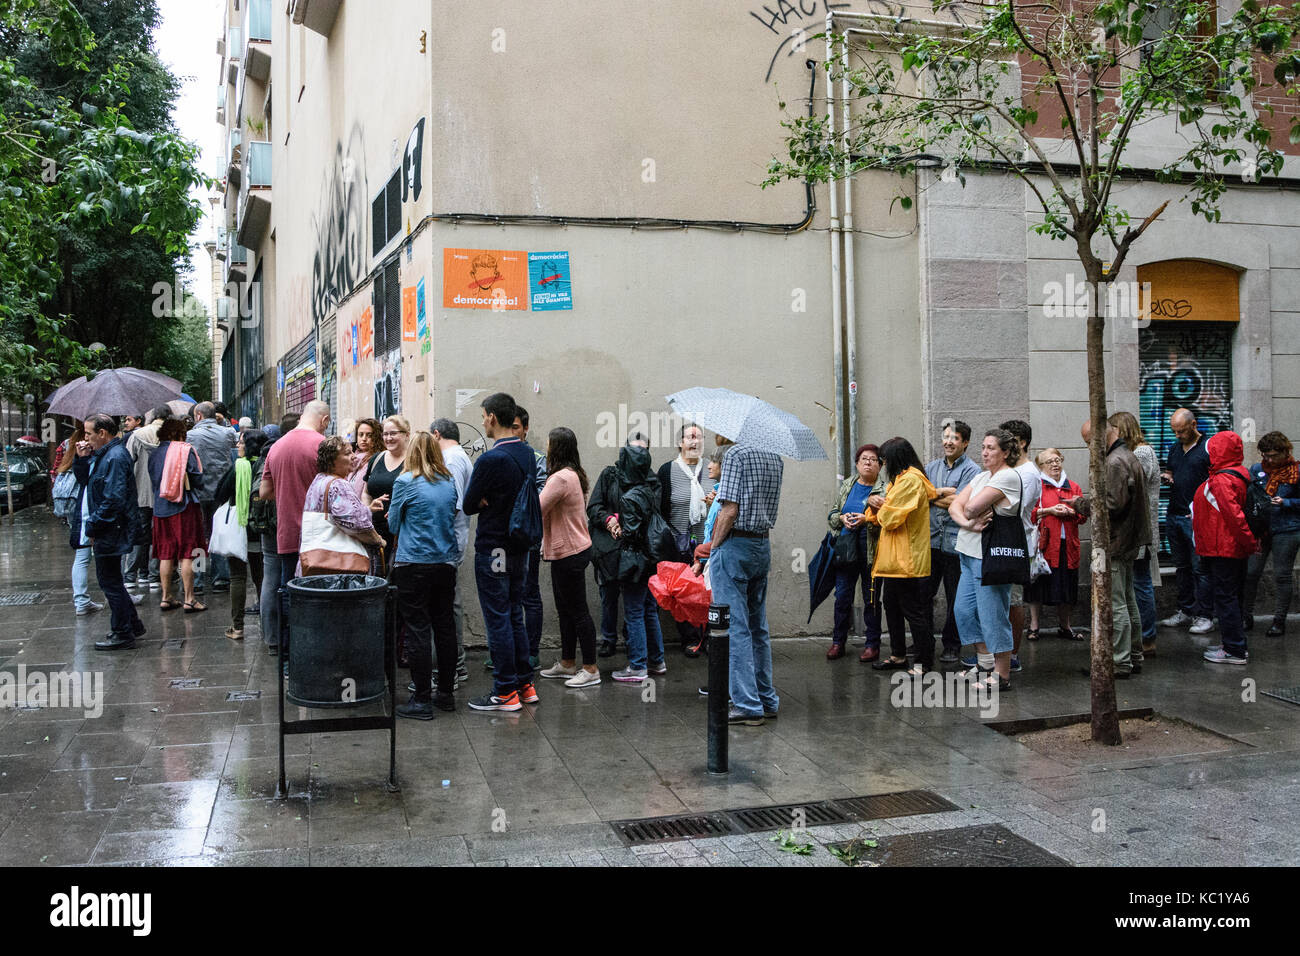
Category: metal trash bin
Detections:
[{"x1": 285, "y1": 573, "x2": 388, "y2": 708}]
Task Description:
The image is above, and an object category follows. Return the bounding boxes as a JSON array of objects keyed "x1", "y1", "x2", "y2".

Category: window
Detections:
[
  {"x1": 371, "y1": 259, "x2": 402, "y2": 356},
  {"x1": 371, "y1": 170, "x2": 401, "y2": 255}
]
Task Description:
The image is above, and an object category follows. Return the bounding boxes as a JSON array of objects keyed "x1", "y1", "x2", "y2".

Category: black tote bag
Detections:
[{"x1": 980, "y1": 470, "x2": 1030, "y2": 586}]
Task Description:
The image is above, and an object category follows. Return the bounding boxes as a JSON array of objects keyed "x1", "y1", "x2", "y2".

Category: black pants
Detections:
[
  {"x1": 95, "y1": 553, "x2": 143, "y2": 638},
  {"x1": 1204, "y1": 555, "x2": 1248, "y2": 659},
  {"x1": 549, "y1": 548, "x2": 598, "y2": 665},
  {"x1": 928, "y1": 548, "x2": 961, "y2": 653},
  {"x1": 129, "y1": 505, "x2": 153, "y2": 577},
  {"x1": 393, "y1": 563, "x2": 458, "y2": 701},
  {"x1": 883, "y1": 576, "x2": 934, "y2": 667}
]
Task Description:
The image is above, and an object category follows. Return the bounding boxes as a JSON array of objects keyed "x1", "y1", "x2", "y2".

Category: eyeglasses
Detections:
[
  {"x1": 1043, "y1": 457, "x2": 1064, "y2": 465},
  {"x1": 860, "y1": 456, "x2": 879, "y2": 464}
]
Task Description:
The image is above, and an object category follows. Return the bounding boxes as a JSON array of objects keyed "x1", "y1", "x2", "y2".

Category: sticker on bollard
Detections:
[{"x1": 706, "y1": 602, "x2": 730, "y2": 776}]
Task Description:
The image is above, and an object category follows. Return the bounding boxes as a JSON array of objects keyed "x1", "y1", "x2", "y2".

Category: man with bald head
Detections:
[
  {"x1": 1071, "y1": 417, "x2": 1151, "y2": 678},
  {"x1": 1160, "y1": 408, "x2": 1213, "y2": 633}
]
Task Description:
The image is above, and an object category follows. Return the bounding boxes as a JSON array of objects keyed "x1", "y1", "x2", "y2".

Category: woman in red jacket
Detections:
[
  {"x1": 1026, "y1": 448, "x2": 1087, "y2": 640},
  {"x1": 1192, "y1": 430, "x2": 1259, "y2": 665}
]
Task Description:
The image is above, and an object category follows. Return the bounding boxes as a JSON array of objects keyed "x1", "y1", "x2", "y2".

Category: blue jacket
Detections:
[
  {"x1": 463, "y1": 437, "x2": 539, "y2": 555},
  {"x1": 147, "y1": 442, "x2": 204, "y2": 518},
  {"x1": 389, "y1": 472, "x2": 461, "y2": 565},
  {"x1": 70, "y1": 437, "x2": 141, "y2": 556},
  {"x1": 1249, "y1": 463, "x2": 1300, "y2": 535}
]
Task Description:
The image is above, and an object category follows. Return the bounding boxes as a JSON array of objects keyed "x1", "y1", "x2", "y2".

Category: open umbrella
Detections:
[
  {"x1": 807, "y1": 530, "x2": 838, "y2": 623},
  {"x1": 46, "y1": 368, "x2": 184, "y2": 421},
  {"x1": 665, "y1": 387, "x2": 828, "y2": 461}
]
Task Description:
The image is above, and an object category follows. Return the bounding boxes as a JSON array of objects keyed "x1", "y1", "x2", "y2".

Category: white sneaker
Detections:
[
  {"x1": 540, "y1": 660, "x2": 578, "y2": 679},
  {"x1": 1160, "y1": 611, "x2": 1194, "y2": 627},
  {"x1": 565, "y1": 669, "x2": 602, "y2": 688},
  {"x1": 76, "y1": 601, "x2": 104, "y2": 616},
  {"x1": 1189, "y1": 617, "x2": 1215, "y2": 634},
  {"x1": 612, "y1": 667, "x2": 648, "y2": 683}
]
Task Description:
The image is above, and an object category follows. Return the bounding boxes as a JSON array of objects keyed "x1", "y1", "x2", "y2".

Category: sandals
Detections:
[
  {"x1": 871, "y1": 656, "x2": 909, "y2": 671},
  {"x1": 159, "y1": 599, "x2": 181, "y2": 611},
  {"x1": 1058, "y1": 627, "x2": 1085, "y2": 641},
  {"x1": 183, "y1": 601, "x2": 207, "y2": 614},
  {"x1": 1026, "y1": 627, "x2": 1040, "y2": 642}
]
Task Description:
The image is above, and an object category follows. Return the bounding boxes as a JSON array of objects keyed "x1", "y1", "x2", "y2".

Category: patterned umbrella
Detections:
[
  {"x1": 665, "y1": 387, "x2": 828, "y2": 461},
  {"x1": 45, "y1": 368, "x2": 185, "y2": 421}
]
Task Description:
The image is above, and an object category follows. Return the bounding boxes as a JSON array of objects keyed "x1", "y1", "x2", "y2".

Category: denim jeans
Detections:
[
  {"x1": 1111, "y1": 559, "x2": 1141, "y2": 670},
  {"x1": 72, "y1": 546, "x2": 93, "y2": 610},
  {"x1": 524, "y1": 547, "x2": 543, "y2": 658},
  {"x1": 929, "y1": 548, "x2": 962, "y2": 653},
  {"x1": 275, "y1": 550, "x2": 298, "y2": 651},
  {"x1": 1167, "y1": 513, "x2": 1212, "y2": 617},
  {"x1": 620, "y1": 579, "x2": 664, "y2": 671},
  {"x1": 954, "y1": 552, "x2": 1013, "y2": 654},
  {"x1": 599, "y1": 581, "x2": 624, "y2": 642},
  {"x1": 95, "y1": 553, "x2": 143, "y2": 638},
  {"x1": 259, "y1": 534, "x2": 280, "y2": 649},
  {"x1": 1204, "y1": 555, "x2": 1248, "y2": 658},
  {"x1": 474, "y1": 550, "x2": 531, "y2": 695},
  {"x1": 832, "y1": 558, "x2": 879, "y2": 649},
  {"x1": 1244, "y1": 530, "x2": 1300, "y2": 625},
  {"x1": 709, "y1": 536, "x2": 778, "y2": 717},
  {"x1": 1133, "y1": 557, "x2": 1157, "y2": 642}
]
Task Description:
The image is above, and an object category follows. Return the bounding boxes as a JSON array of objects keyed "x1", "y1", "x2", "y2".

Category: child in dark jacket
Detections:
[{"x1": 1191, "y1": 431, "x2": 1259, "y2": 664}]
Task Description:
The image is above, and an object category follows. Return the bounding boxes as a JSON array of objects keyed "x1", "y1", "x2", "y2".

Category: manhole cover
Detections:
[
  {"x1": 827, "y1": 824, "x2": 1069, "y2": 867},
  {"x1": 834, "y1": 790, "x2": 958, "y2": 820},
  {"x1": 226, "y1": 691, "x2": 261, "y2": 701},
  {"x1": 730, "y1": 801, "x2": 851, "y2": 833},
  {"x1": 1262, "y1": 686, "x2": 1300, "y2": 706},
  {"x1": 0, "y1": 592, "x2": 43, "y2": 606},
  {"x1": 168, "y1": 678, "x2": 203, "y2": 689},
  {"x1": 613, "y1": 812, "x2": 736, "y2": 845}
]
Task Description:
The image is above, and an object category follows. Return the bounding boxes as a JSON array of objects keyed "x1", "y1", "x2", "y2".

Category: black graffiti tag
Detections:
[{"x1": 311, "y1": 126, "x2": 368, "y2": 329}]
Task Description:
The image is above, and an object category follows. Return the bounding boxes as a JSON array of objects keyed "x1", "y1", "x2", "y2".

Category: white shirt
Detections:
[
  {"x1": 442, "y1": 443, "x2": 474, "y2": 563},
  {"x1": 1016, "y1": 459, "x2": 1043, "y2": 554},
  {"x1": 956, "y1": 467, "x2": 1024, "y2": 559}
]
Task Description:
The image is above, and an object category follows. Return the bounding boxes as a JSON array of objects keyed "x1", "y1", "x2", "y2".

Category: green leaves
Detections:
[{"x1": 770, "y1": 830, "x2": 815, "y2": 855}]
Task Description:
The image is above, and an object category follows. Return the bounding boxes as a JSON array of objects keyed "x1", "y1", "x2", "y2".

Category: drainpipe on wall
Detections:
[
  {"x1": 840, "y1": 34, "x2": 858, "y2": 454},
  {"x1": 826, "y1": 16, "x2": 847, "y2": 479}
]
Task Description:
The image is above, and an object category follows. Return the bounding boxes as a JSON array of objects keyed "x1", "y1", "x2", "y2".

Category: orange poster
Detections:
[
  {"x1": 359, "y1": 306, "x2": 374, "y2": 358},
  {"x1": 443, "y1": 248, "x2": 528, "y2": 310},
  {"x1": 402, "y1": 286, "x2": 418, "y2": 341}
]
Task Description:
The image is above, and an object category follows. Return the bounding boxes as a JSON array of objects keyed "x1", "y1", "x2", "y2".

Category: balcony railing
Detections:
[
  {"x1": 247, "y1": 0, "x2": 272, "y2": 42},
  {"x1": 245, "y1": 141, "x2": 271, "y2": 188}
]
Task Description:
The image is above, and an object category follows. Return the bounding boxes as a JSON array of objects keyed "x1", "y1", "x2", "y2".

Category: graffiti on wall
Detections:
[
  {"x1": 375, "y1": 356, "x2": 401, "y2": 419},
  {"x1": 403, "y1": 118, "x2": 424, "y2": 204},
  {"x1": 1138, "y1": 324, "x2": 1235, "y2": 556},
  {"x1": 750, "y1": 1, "x2": 976, "y2": 82},
  {"x1": 311, "y1": 126, "x2": 369, "y2": 329},
  {"x1": 318, "y1": 318, "x2": 338, "y2": 430}
]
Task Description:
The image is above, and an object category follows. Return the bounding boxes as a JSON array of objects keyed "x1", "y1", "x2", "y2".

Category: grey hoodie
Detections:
[{"x1": 127, "y1": 419, "x2": 163, "y2": 508}]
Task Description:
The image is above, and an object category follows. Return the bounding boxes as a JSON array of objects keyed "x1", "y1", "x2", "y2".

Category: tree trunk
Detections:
[{"x1": 1086, "y1": 274, "x2": 1121, "y2": 745}]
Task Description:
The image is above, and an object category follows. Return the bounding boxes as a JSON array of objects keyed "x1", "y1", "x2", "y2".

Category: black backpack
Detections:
[{"x1": 1217, "y1": 469, "x2": 1270, "y2": 540}]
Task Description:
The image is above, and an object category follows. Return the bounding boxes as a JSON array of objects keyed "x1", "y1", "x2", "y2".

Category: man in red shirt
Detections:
[
  {"x1": 259, "y1": 400, "x2": 329, "y2": 658},
  {"x1": 1192, "y1": 430, "x2": 1259, "y2": 665}
]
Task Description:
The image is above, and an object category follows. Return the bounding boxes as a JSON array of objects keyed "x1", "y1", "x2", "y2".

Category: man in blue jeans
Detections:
[
  {"x1": 1160, "y1": 409, "x2": 1213, "y2": 633},
  {"x1": 706, "y1": 442, "x2": 784, "y2": 725},
  {"x1": 512, "y1": 406, "x2": 548, "y2": 667},
  {"x1": 463, "y1": 392, "x2": 540, "y2": 712}
]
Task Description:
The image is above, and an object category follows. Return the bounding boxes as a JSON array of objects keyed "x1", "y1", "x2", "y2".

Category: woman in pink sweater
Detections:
[{"x1": 538, "y1": 427, "x2": 601, "y2": 687}]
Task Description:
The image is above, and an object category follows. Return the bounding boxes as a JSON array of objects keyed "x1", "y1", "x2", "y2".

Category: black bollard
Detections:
[{"x1": 706, "y1": 603, "x2": 729, "y2": 775}]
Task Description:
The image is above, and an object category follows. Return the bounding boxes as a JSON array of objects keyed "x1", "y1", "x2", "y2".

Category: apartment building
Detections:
[{"x1": 211, "y1": 0, "x2": 1300, "y2": 636}]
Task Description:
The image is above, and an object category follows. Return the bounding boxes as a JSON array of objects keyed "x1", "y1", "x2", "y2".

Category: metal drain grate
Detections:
[
  {"x1": 729, "y1": 801, "x2": 851, "y2": 833},
  {"x1": 612, "y1": 790, "x2": 960, "y2": 846},
  {"x1": 834, "y1": 790, "x2": 959, "y2": 821},
  {"x1": 1262, "y1": 685, "x2": 1300, "y2": 706},
  {"x1": 613, "y1": 812, "x2": 736, "y2": 845},
  {"x1": 0, "y1": 592, "x2": 44, "y2": 606}
]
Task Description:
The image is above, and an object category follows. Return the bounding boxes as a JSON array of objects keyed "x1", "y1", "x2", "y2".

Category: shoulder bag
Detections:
[
  {"x1": 299, "y1": 478, "x2": 370, "y2": 576},
  {"x1": 981, "y1": 470, "x2": 1030, "y2": 586}
]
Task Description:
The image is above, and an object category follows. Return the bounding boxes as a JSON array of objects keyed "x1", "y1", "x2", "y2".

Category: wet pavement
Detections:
[{"x1": 2, "y1": 506, "x2": 1299, "y2": 866}]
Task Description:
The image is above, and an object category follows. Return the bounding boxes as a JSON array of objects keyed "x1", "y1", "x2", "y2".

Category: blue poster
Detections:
[
  {"x1": 528, "y1": 251, "x2": 572, "y2": 311},
  {"x1": 416, "y1": 277, "x2": 429, "y2": 355}
]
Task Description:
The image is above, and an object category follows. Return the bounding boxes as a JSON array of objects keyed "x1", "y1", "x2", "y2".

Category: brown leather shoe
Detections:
[
  {"x1": 827, "y1": 643, "x2": 847, "y2": 660},
  {"x1": 858, "y1": 646, "x2": 879, "y2": 662},
  {"x1": 1141, "y1": 641, "x2": 1157, "y2": 656}
]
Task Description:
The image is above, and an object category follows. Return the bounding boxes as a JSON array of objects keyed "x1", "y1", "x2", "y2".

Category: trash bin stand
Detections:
[{"x1": 276, "y1": 584, "x2": 400, "y2": 798}]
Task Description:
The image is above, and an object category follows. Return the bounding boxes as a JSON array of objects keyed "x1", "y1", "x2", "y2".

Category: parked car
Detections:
[{"x1": 1, "y1": 455, "x2": 50, "y2": 512}]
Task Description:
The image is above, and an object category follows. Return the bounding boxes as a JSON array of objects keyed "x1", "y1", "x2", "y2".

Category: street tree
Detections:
[{"x1": 766, "y1": 0, "x2": 1300, "y2": 743}]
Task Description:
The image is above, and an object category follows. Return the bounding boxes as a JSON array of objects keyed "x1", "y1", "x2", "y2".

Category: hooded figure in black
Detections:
[{"x1": 588, "y1": 441, "x2": 662, "y2": 586}]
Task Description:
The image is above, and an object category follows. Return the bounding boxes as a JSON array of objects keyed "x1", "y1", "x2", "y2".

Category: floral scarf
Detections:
[{"x1": 1262, "y1": 456, "x2": 1298, "y2": 496}]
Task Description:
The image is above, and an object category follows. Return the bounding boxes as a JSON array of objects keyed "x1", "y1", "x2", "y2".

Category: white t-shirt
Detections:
[
  {"x1": 1016, "y1": 459, "x2": 1043, "y2": 553},
  {"x1": 442, "y1": 443, "x2": 474, "y2": 563},
  {"x1": 956, "y1": 467, "x2": 1024, "y2": 558}
]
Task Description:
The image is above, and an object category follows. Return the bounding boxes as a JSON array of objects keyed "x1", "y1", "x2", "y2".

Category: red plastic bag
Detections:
[{"x1": 648, "y1": 561, "x2": 711, "y2": 627}]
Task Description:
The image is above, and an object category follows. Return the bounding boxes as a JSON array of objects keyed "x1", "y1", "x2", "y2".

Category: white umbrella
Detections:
[{"x1": 665, "y1": 387, "x2": 828, "y2": 461}]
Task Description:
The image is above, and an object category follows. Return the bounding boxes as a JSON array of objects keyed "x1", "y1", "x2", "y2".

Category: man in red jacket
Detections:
[{"x1": 1191, "y1": 431, "x2": 1259, "y2": 665}]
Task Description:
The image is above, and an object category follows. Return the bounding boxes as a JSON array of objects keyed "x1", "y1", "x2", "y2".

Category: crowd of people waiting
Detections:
[{"x1": 52, "y1": 391, "x2": 1297, "y2": 726}]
